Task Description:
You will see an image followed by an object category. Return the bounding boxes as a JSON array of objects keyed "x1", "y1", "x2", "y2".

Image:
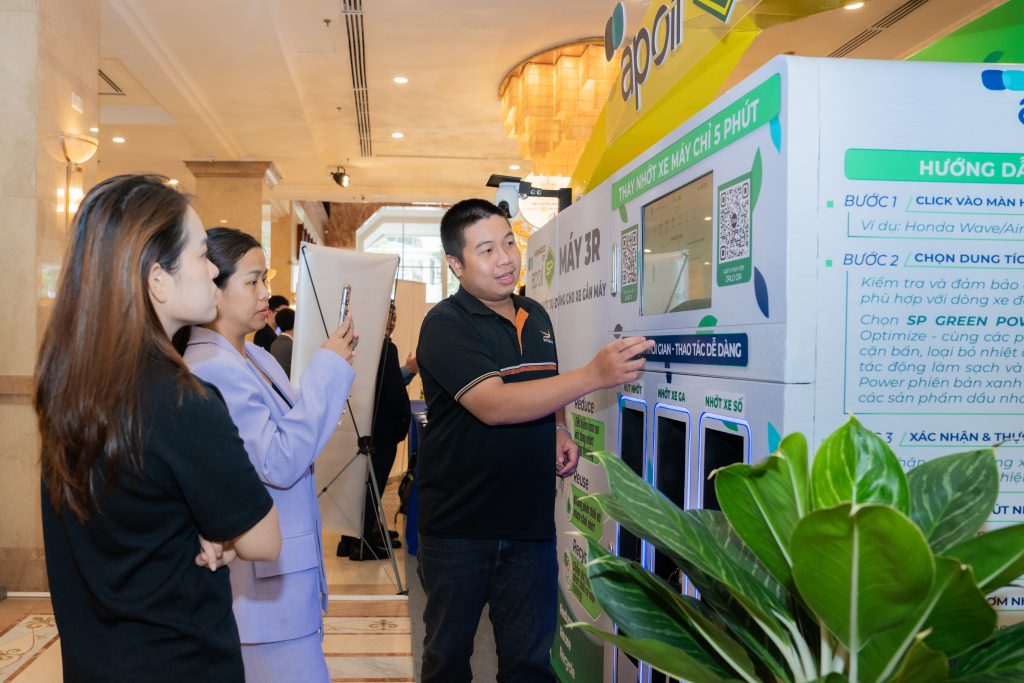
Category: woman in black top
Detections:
[{"x1": 35, "y1": 174, "x2": 282, "y2": 682}]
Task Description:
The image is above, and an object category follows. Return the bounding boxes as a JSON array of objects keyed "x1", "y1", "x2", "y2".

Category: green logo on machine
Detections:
[{"x1": 545, "y1": 247, "x2": 555, "y2": 286}]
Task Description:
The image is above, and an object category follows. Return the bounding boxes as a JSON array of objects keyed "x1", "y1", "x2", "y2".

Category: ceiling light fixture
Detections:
[
  {"x1": 391, "y1": 131, "x2": 404, "y2": 139},
  {"x1": 330, "y1": 166, "x2": 350, "y2": 188},
  {"x1": 112, "y1": 136, "x2": 125, "y2": 143},
  {"x1": 844, "y1": 2, "x2": 865, "y2": 9},
  {"x1": 499, "y1": 39, "x2": 616, "y2": 177},
  {"x1": 89, "y1": 127, "x2": 99, "y2": 133},
  {"x1": 509, "y1": 164, "x2": 520, "y2": 170},
  {"x1": 393, "y1": 76, "x2": 408, "y2": 84},
  {"x1": 167, "y1": 178, "x2": 179, "y2": 186}
]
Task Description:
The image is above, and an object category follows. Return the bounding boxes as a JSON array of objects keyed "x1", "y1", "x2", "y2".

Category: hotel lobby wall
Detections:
[
  {"x1": 271, "y1": 208, "x2": 295, "y2": 300},
  {"x1": 0, "y1": 0, "x2": 100, "y2": 591}
]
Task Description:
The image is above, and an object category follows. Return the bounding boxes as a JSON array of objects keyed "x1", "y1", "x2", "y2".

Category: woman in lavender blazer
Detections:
[{"x1": 178, "y1": 227, "x2": 357, "y2": 683}]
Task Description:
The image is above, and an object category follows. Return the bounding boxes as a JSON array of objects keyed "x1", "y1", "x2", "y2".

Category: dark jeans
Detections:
[{"x1": 416, "y1": 534, "x2": 557, "y2": 683}]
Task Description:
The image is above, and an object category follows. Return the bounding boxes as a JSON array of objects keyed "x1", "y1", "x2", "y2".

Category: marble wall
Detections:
[{"x1": 0, "y1": 0, "x2": 100, "y2": 591}]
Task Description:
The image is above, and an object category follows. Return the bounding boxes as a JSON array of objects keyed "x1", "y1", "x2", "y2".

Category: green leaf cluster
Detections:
[{"x1": 579, "y1": 417, "x2": 1024, "y2": 682}]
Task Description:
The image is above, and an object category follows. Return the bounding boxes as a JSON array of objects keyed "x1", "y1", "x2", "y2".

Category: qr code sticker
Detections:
[
  {"x1": 621, "y1": 230, "x2": 638, "y2": 286},
  {"x1": 719, "y1": 179, "x2": 751, "y2": 263}
]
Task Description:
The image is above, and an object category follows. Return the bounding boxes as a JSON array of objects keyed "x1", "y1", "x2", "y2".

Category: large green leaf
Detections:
[
  {"x1": 859, "y1": 557, "x2": 995, "y2": 682},
  {"x1": 715, "y1": 433, "x2": 809, "y2": 590},
  {"x1": 921, "y1": 560, "x2": 996, "y2": 656},
  {"x1": 811, "y1": 417, "x2": 909, "y2": 512},
  {"x1": 950, "y1": 622, "x2": 1024, "y2": 682},
  {"x1": 583, "y1": 542, "x2": 752, "y2": 681},
  {"x1": 888, "y1": 638, "x2": 949, "y2": 683},
  {"x1": 907, "y1": 449, "x2": 998, "y2": 554},
  {"x1": 683, "y1": 564, "x2": 794, "y2": 683},
  {"x1": 571, "y1": 625, "x2": 739, "y2": 682},
  {"x1": 589, "y1": 451, "x2": 791, "y2": 645},
  {"x1": 944, "y1": 524, "x2": 1024, "y2": 593},
  {"x1": 791, "y1": 504, "x2": 934, "y2": 682}
]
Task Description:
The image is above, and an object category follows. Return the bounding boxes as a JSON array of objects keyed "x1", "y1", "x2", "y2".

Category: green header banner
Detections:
[
  {"x1": 611, "y1": 73, "x2": 781, "y2": 209},
  {"x1": 845, "y1": 149, "x2": 1024, "y2": 184}
]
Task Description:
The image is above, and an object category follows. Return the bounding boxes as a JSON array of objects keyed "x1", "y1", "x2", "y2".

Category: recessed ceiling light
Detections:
[
  {"x1": 112, "y1": 136, "x2": 125, "y2": 143},
  {"x1": 844, "y1": 2, "x2": 864, "y2": 9},
  {"x1": 509, "y1": 164, "x2": 520, "y2": 171},
  {"x1": 393, "y1": 76, "x2": 408, "y2": 84},
  {"x1": 166, "y1": 178, "x2": 179, "y2": 186},
  {"x1": 391, "y1": 132, "x2": 404, "y2": 139},
  {"x1": 643, "y1": 248, "x2": 652, "y2": 253},
  {"x1": 89, "y1": 127, "x2": 99, "y2": 133},
  {"x1": 704, "y1": 216, "x2": 712, "y2": 221},
  {"x1": 219, "y1": 219, "x2": 228, "y2": 223}
]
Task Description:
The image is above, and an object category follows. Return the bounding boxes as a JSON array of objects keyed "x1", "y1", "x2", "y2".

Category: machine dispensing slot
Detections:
[
  {"x1": 653, "y1": 415, "x2": 687, "y2": 590},
  {"x1": 617, "y1": 403, "x2": 646, "y2": 678},
  {"x1": 651, "y1": 416, "x2": 686, "y2": 683},
  {"x1": 702, "y1": 427, "x2": 745, "y2": 510},
  {"x1": 617, "y1": 405, "x2": 645, "y2": 563}
]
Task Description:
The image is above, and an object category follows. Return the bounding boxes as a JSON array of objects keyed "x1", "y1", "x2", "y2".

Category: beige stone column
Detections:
[
  {"x1": 182, "y1": 160, "x2": 278, "y2": 239},
  {"x1": 270, "y1": 207, "x2": 296, "y2": 301},
  {"x1": 0, "y1": 0, "x2": 100, "y2": 591}
]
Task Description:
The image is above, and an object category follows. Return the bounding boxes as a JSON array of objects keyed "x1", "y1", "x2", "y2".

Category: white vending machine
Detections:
[{"x1": 536, "y1": 55, "x2": 1024, "y2": 683}]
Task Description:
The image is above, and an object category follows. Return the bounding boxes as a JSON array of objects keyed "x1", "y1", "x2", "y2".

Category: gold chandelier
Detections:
[{"x1": 499, "y1": 40, "x2": 616, "y2": 178}]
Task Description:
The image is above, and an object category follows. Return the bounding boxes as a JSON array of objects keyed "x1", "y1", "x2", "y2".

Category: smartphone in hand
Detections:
[{"x1": 338, "y1": 284, "x2": 352, "y2": 326}]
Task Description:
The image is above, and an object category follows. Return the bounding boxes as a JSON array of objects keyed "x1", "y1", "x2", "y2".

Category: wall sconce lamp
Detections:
[{"x1": 44, "y1": 133, "x2": 99, "y2": 230}]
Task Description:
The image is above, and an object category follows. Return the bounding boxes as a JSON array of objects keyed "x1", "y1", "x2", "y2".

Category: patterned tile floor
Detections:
[{"x1": 1, "y1": 460, "x2": 415, "y2": 682}]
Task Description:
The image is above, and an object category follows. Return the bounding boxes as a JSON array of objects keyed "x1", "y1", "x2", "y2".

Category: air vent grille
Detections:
[
  {"x1": 873, "y1": 0, "x2": 929, "y2": 28},
  {"x1": 343, "y1": 0, "x2": 372, "y2": 157},
  {"x1": 830, "y1": 28, "x2": 882, "y2": 58},
  {"x1": 98, "y1": 69, "x2": 125, "y2": 96},
  {"x1": 828, "y1": 0, "x2": 930, "y2": 58}
]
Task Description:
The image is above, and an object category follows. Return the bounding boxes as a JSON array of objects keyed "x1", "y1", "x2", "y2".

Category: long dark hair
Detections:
[
  {"x1": 172, "y1": 227, "x2": 261, "y2": 354},
  {"x1": 35, "y1": 174, "x2": 201, "y2": 521}
]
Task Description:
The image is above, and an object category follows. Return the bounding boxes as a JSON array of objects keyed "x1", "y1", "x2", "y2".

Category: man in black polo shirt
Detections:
[{"x1": 415, "y1": 199, "x2": 653, "y2": 683}]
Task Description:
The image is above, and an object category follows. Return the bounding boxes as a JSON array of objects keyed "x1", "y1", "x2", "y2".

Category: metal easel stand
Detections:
[{"x1": 318, "y1": 435, "x2": 406, "y2": 596}]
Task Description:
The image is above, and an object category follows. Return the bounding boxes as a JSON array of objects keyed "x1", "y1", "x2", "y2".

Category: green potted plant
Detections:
[{"x1": 574, "y1": 417, "x2": 1024, "y2": 682}]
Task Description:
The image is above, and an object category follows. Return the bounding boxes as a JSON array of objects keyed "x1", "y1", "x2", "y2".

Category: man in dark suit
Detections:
[
  {"x1": 344, "y1": 302, "x2": 413, "y2": 560},
  {"x1": 269, "y1": 307, "x2": 295, "y2": 378},
  {"x1": 254, "y1": 295, "x2": 290, "y2": 352}
]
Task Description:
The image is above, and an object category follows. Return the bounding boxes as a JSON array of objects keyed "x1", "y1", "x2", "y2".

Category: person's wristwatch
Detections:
[{"x1": 555, "y1": 422, "x2": 574, "y2": 439}]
